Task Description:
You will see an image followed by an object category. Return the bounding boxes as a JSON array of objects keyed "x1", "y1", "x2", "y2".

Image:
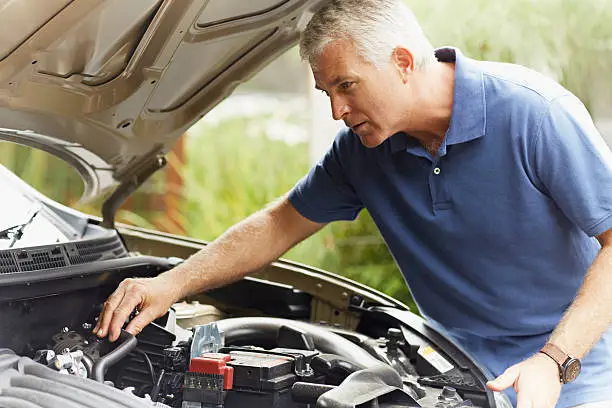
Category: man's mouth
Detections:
[{"x1": 352, "y1": 121, "x2": 366, "y2": 131}]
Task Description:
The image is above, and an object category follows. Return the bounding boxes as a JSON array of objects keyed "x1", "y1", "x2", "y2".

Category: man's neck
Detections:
[{"x1": 403, "y1": 61, "x2": 455, "y2": 151}]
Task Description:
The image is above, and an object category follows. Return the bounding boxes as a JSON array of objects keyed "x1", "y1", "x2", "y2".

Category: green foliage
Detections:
[
  {"x1": 0, "y1": 142, "x2": 84, "y2": 203},
  {"x1": 321, "y1": 213, "x2": 413, "y2": 306},
  {"x1": 181, "y1": 116, "x2": 310, "y2": 238},
  {"x1": 409, "y1": 0, "x2": 612, "y2": 109}
]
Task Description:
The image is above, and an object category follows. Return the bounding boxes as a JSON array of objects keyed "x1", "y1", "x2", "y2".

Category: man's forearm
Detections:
[
  {"x1": 549, "y1": 243, "x2": 612, "y2": 358},
  {"x1": 161, "y1": 198, "x2": 323, "y2": 299}
]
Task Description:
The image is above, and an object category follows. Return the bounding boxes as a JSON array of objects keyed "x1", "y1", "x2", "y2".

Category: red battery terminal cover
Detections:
[{"x1": 189, "y1": 353, "x2": 234, "y2": 390}]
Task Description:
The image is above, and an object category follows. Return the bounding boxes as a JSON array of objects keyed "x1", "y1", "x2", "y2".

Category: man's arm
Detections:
[
  {"x1": 94, "y1": 196, "x2": 325, "y2": 341},
  {"x1": 487, "y1": 227, "x2": 612, "y2": 407},
  {"x1": 547, "y1": 227, "x2": 612, "y2": 359}
]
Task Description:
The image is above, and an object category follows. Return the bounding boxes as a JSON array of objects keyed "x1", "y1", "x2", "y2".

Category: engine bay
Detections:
[
  {"x1": 0, "y1": 230, "x2": 510, "y2": 408},
  {"x1": 1, "y1": 313, "x2": 494, "y2": 408}
]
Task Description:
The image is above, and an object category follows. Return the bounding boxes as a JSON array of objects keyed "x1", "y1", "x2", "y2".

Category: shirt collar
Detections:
[
  {"x1": 388, "y1": 47, "x2": 487, "y2": 154},
  {"x1": 442, "y1": 47, "x2": 487, "y2": 146}
]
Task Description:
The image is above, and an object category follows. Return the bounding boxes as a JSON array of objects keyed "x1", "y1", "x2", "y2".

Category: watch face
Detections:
[{"x1": 563, "y1": 358, "x2": 581, "y2": 383}]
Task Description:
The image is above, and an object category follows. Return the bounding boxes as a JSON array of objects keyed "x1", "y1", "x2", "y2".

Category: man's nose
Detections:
[{"x1": 330, "y1": 96, "x2": 350, "y2": 121}]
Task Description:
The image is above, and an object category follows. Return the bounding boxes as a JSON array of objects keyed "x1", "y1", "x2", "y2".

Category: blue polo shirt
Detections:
[{"x1": 289, "y1": 48, "x2": 612, "y2": 406}]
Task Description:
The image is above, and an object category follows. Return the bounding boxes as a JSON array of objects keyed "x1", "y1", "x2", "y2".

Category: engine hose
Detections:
[
  {"x1": 0, "y1": 354, "x2": 21, "y2": 372},
  {"x1": 310, "y1": 353, "x2": 403, "y2": 389},
  {"x1": 0, "y1": 387, "x2": 83, "y2": 408},
  {"x1": 21, "y1": 360, "x2": 153, "y2": 408},
  {"x1": 215, "y1": 317, "x2": 382, "y2": 368},
  {"x1": 10, "y1": 375, "x2": 125, "y2": 408},
  {"x1": 316, "y1": 366, "x2": 410, "y2": 408},
  {"x1": 91, "y1": 330, "x2": 137, "y2": 383},
  {"x1": 312, "y1": 353, "x2": 366, "y2": 375},
  {"x1": 0, "y1": 396, "x2": 43, "y2": 408},
  {"x1": 291, "y1": 382, "x2": 336, "y2": 403}
]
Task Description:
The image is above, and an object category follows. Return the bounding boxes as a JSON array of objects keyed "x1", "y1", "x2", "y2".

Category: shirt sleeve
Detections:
[
  {"x1": 288, "y1": 129, "x2": 364, "y2": 223},
  {"x1": 532, "y1": 94, "x2": 612, "y2": 237}
]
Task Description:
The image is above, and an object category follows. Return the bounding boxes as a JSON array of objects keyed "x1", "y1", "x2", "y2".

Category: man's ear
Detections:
[{"x1": 392, "y1": 46, "x2": 415, "y2": 82}]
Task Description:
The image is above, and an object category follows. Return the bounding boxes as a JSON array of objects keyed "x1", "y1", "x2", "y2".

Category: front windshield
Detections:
[{"x1": 0, "y1": 165, "x2": 72, "y2": 249}]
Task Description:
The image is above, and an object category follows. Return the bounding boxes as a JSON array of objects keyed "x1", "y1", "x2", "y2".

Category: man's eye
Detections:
[{"x1": 339, "y1": 82, "x2": 355, "y2": 90}]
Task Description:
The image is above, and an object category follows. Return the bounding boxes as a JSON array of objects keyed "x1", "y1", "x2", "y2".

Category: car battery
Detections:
[
  {"x1": 183, "y1": 353, "x2": 234, "y2": 407},
  {"x1": 184, "y1": 349, "x2": 306, "y2": 408},
  {"x1": 223, "y1": 350, "x2": 297, "y2": 408}
]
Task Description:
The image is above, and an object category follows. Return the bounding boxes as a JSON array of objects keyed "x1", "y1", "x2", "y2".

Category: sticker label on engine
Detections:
[{"x1": 418, "y1": 346, "x2": 454, "y2": 373}]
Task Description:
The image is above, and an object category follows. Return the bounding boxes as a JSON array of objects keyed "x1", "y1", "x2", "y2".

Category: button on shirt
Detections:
[{"x1": 288, "y1": 48, "x2": 612, "y2": 407}]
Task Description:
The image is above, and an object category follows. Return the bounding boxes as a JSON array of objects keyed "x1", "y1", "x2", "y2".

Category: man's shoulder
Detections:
[{"x1": 475, "y1": 59, "x2": 570, "y2": 104}]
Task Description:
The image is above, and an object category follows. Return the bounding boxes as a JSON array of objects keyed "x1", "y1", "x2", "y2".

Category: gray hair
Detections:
[{"x1": 300, "y1": 0, "x2": 436, "y2": 70}]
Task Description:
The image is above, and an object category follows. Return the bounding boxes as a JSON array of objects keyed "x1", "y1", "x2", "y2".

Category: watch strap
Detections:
[{"x1": 540, "y1": 343, "x2": 569, "y2": 367}]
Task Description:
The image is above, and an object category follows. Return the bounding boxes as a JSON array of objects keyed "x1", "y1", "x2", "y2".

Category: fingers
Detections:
[
  {"x1": 486, "y1": 365, "x2": 519, "y2": 392},
  {"x1": 94, "y1": 283, "x2": 127, "y2": 338},
  {"x1": 94, "y1": 275, "x2": 178, "y2": 342},
  {"x1": 488, "y1": 357, "x2": 560, "y2": 408},
  {"x1": 125, "y1": 307, "x2": 159, "y2": 337},
  {"x1": 95, "y1": 279, "x2": 144, "y2": 342}
]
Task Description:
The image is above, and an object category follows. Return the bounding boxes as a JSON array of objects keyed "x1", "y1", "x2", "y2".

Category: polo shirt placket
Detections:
[{"x1": 405, "y1": 140, "x2": 453, "y2": 213}]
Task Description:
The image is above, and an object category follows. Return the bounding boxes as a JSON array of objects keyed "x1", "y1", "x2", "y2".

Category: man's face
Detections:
[{"x1": 312, "y1": 39, "x2": 410, "y2": 148}]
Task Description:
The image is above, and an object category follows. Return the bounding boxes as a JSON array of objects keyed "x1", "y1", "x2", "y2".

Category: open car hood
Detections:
[{"x1": 0, "y1": 0, "x2": 323, "y2": 202}]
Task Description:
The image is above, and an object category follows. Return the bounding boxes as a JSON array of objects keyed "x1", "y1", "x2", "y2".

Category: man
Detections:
[{"x1": 94, "y1": 1, "x2": 612, "y2": 407}]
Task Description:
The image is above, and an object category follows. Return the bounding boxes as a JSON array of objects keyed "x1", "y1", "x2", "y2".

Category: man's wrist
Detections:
[
  {"x1": 539, "y1": 343, "x2": 582, "y2": 384},
  {"x1": 159, "y1": 268, "x2": 188, "y2": 301}
]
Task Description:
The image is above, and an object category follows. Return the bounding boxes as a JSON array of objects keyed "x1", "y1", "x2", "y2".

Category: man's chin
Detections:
[{"x1": 357, "y1": 132, "x2": 384, "y2": 148}]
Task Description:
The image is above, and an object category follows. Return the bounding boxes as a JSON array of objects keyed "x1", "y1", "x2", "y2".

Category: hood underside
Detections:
[{"x1": 0, "y1": 0, "x2": 324, "y2": 200}]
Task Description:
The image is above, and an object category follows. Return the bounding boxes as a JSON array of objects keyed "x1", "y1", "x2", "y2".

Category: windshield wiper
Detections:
[{"x1": 0, "y1": 206, "x2": 41, "y2": 248}]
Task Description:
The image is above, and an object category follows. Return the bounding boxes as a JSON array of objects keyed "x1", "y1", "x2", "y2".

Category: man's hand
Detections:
[
  {"x1": 487, "y1": 353, "x2": 562, "y2": 408},
  {"x1": 93, "y1": 275, "x2": 182, "y2": 342}
]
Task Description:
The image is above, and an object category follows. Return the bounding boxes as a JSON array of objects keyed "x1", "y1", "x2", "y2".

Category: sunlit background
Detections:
[{"x1": 2, "y1": 0, "x2": 611, "y2": 309}]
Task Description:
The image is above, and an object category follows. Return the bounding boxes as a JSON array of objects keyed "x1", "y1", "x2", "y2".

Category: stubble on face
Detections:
[{"x1": 311, "y1": 40, "x2": 411, "y2": 148}]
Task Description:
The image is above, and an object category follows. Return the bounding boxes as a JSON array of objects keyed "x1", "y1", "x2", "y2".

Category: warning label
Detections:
[{"x1": 418, "y1": 346, "x2": 454, "y2": 373}]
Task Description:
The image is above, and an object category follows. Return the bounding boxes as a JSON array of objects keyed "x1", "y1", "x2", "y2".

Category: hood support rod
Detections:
[{"x1": 101, "y1": 155, "x2": 167, "y2": 229}]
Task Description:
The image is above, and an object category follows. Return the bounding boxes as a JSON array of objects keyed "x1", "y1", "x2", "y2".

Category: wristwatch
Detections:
[{"x1": 539, "y1": 343, "x2": 581, "y2": 384}]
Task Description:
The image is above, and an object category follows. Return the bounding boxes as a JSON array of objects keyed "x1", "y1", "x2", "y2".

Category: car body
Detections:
[{"x1": 0, "y1": 1, "x2": 511, "y2": 407}]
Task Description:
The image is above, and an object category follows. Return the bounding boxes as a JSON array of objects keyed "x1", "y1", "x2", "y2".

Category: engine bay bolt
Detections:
[
  {"x1": 387, "y1": 328, "x2": 403, "y2": 340},
  {"x1": 438, "y1": 386, "x2": 460, "y2": 402},
  {"x1": 82, "y1": 323, "x2": 92, "y2": 330},
  {"x1": 386, "y1": 328, "x2": 403, "y2": 351},
  {"x1": 61, "y1": 327, "x2": 69, "y2": 333}
]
